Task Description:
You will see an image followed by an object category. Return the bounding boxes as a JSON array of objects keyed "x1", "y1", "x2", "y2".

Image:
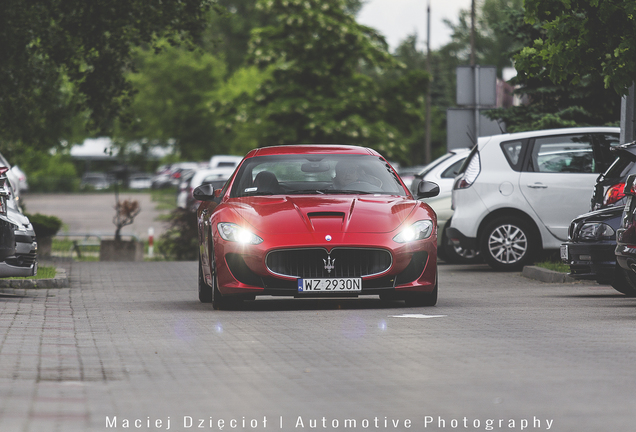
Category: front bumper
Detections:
[
  {"x1": 213, "y1": 235, "x2": 438, "y2": 298},
  {"x1": 561, "y1": 241, "x2": 616, "y2": 284},
  {"x1": 0, "y1": 235, "x2": 38, "y2": 278}
]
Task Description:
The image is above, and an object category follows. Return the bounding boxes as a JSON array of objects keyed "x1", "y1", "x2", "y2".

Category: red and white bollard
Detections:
[{"x1": 148, "y1": 227, "x2": 154, "y2": 258}]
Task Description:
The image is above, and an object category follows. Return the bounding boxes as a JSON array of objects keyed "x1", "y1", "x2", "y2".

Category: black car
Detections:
[
  {"x1": 591, "y1": 141, "x2": 636, "y2": 210},
  {"x1": 561, "y1": 205, "x2": 635, "y2": 295},
  {"x1": 615, "y1": 174, "x2": 636, "y2": 294},
  {"x1": 561, "y1": 141, "x2": 636, "y2": 295}
]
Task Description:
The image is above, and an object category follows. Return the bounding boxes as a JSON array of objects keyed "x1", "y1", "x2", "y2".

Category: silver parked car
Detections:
[
  {"x1": 0, "y1": 169, "x2": 37, "y2": 277},
  {"x1": 448, "y1": 127, "x2": 620, "y2": 270},
  {"x1": 409, "y1": 149, "x2": 478, "y2": 263}
]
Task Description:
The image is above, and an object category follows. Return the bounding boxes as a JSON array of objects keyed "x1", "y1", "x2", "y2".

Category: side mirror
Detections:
[
  {"x1": 193, "y1": 184, "x2": 216, "y2": 202},
  {"x1": 416, "y1": 180, "x2": 440, "y2": 199}
]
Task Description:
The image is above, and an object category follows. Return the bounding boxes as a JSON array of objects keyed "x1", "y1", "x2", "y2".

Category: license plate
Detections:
[
  {"x1": 560, "y1": 244, "x2": 568, "y2": 262},
  {"x1": 298, "y1": 278, "x2": 362, "y2": 293}
]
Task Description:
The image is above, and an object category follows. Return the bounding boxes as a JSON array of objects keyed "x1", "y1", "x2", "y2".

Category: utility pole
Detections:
[
  {"x1": 470, "y1": 0, "x2": 479, "y2": 141},
  {"x1": 424, "y1": 1, "x2": 432, "y2": 164},
  {"x1": 470, "y1": 0, "x2": 476, "y2": 66}
]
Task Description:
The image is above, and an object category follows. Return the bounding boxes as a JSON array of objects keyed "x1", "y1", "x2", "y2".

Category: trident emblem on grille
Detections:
[{"x1": 323, "y1": 255, "x2": 336, "y2": 274}]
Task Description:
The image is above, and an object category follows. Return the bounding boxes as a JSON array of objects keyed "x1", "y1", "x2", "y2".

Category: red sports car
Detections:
[{"x1": 194, "y1": 145, "x2": 440, "y2": 309}]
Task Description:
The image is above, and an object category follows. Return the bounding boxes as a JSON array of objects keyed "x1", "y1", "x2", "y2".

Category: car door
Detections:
[{"x1": 519, "y1": 133, "x2": 601, "y2": 241}]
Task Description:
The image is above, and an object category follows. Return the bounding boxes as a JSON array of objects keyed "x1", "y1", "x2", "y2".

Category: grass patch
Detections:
[
  {"x1": 8, "y1": 265, "x2": 56, "y2": 280},
  {"x1": 151, "y1": 188, "x2": 178, "y2": 211},
  {"x1": 534, "y1": 260, "x2": 569, "y2": 273}
]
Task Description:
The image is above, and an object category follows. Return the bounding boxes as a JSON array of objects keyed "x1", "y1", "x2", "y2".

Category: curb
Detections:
[
  {"x1": 522, "y1": 266, "x2": 576, "y2": 283},
  {"x1": 0, "y1": 268, "x2": 70, "y2": 289}
]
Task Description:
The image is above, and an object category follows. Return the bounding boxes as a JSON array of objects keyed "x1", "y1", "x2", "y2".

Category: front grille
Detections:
[
  {"x1": 266, "y1": 248, "x2": 392, "y2": 278},
  {"x1": 5, "y1": 251, "x2": 37, "y2": 267}
]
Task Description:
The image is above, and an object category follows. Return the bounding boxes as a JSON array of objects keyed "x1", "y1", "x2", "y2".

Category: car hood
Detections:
[
  {"x1": 226, "y1": 195, "x2": 419, "y2": 234},
  {"x1": 572, "y1": 205, "x2": 624, "y2": 225}
]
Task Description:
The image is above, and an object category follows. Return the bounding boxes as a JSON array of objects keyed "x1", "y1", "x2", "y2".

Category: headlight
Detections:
[
  {"x1": 393, "y1": 220, "x2": 434, "y2": 243},
  {"x1": 578, "y1": 222, "x2": 615, "y2": 240},
  {"x1": 217, "y1": 223, "x2": 263, "y2": 245}
]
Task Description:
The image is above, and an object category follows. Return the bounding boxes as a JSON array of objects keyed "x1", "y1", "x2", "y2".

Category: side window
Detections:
[
  {"x1": 501, "y1": 140, "x2": 526, "y2": 171},
  {"x1": 530, "y1": 134, "x2": 595, "y2": 173},
  {"x1": 441, "y1": 158, "x2": 466, "y2": 178},
  {"x1": 593, "y1": 133, "x2": 621, "y2": 173}
]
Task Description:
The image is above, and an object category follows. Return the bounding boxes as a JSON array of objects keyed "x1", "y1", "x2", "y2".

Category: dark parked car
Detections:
[
  {"x1": 561, "y1": 141, "x2": 636, "y2": 295},
  {"x1": 560, "y1": 206, "x2": 633, "y2": 294},
  {"x1": 615, "y1": 174, "x2": 636, "y2": 294},
  {"x1": 591, "y1": 141, "x2": 636, "y2": 210}
]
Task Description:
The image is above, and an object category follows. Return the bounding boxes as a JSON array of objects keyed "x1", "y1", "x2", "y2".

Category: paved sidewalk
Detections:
[{"x1": 0, "y1": 261, "x2": 634, "y2": 432}]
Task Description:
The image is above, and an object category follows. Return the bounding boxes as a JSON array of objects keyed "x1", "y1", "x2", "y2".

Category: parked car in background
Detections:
[
  {"x1": 0, "y1": 168, "x2": 15, "y2": 262},
  {"x1": 397, "y1": 165, "x2": 427, "y2": 192},
  {"x1": 0, "y1": 151, "x2": 28, "y2": 198},
  {"x1": 151, "y1": 162, "x2": 201, "y2": 189},
  {"x1": 127, "y1": 173, "x2": 153, "y2": 189},
  {"x1": 0, "y1": 168, "x2": 36, "y2": 277},
  {"x1": 195, "y1": 145, "x2": 440, "y2": 309},
  {"x1": 590, "y1": 141, "x2": 636, "y2": 210},
  {"x1": 177, "y1": 167, "x2": 235, "y2": 211},
  {"x1": 561, "y1": 142, "x2": 636, "y2": 295},
  {"x1": 209, "y1": 155, "x2": 242, "y2": 170},
  {"x1": 448, "y1": 127, "x2": 620, "y2": 270},
  {"x1": 80, "y1": 172, "x2": 112, "y2": 190},
  {"x1": 615, "y1": 174, "x2": 636, "y2": 294},
  {"x1": 561, "y1": 206, "x2": 631, "y2": 294},
  {"x1": 408, "y1": 149, "x2": 478, "y2": 263}
]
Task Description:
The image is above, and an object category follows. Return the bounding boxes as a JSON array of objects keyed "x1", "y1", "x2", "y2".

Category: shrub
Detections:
[
  {"x1": 157, "y1": 208, "x2": 198, "y2": 261},
  {"x1": 25, "y1": 213, "x2": 63, "y2": 238}
]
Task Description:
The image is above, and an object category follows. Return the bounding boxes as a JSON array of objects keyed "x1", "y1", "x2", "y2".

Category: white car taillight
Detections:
[{"x1": 454, "y1": 153, "x2": 481, "y2": 189}]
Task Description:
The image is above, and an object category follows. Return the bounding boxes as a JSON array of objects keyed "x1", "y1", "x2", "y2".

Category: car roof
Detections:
[
  {"x1": 478, "y1": 127, "x2": 620, "y2": 145},
  {"x1": 245, "y1": 145, "x2": 380, "y2": 158}
]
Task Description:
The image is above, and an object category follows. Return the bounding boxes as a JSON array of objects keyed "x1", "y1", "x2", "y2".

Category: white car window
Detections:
[{"x1": 531, "y1": 135, "x2": 595, "y2": 174}]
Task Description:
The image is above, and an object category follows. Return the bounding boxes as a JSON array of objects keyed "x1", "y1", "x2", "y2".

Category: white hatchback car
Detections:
[
  {"x1": 409, "y1": 149, "x2": 476, "y2": 263},
  {"x1": 447, "y1": 127, "x2": 620, "y2": 270}
]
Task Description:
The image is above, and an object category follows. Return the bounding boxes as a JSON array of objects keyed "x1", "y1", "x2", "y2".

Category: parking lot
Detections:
[{"x1": 1, "y1": 260, "x2": 635, "y2": 431}]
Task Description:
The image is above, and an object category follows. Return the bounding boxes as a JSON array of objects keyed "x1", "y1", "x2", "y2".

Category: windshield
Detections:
[{"x1": 230, "y1": 154, "x2": 406, "y2": 198}]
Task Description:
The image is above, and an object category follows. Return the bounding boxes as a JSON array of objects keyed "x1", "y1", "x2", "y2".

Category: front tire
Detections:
[
  {"x1": 198, "y1": 258, "x2": 212, "y2": 303},
  {"x1": 611, "y1": 265, "x2": 636, "y2": 296},
  {"x1": 405, "y1": 272, "x2": 438, "y2": 307},
  {"x1": 481, "y1": 216, "x2": 538, "y2": 271}
]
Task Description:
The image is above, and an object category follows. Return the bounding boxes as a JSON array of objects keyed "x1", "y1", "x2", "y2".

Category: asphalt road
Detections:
[
  {"x1": 1, "y1": 261, "x2": 635, "y2": 432},
  {"x1": 21, "y1": 192, "x2": 170, "y2": 240}
]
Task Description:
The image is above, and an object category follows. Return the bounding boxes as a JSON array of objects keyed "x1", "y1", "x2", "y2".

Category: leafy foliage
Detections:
[
  {"x1": 119, "y1": 44, "x2": 227, "y2": 161},
  {"x1": 518, "y1": 0, "x2": 636, "y2": 95},
  {"x1": 25, "y1": 213, "x2": 63, "y2": 238},
  {"x1": 244, "y1": 0, "x2": 428, "y2": 163},
  {"x1": 0, "y1": 0, "x2": 214, "y2": 150},
  {"x1": 158, "y1": 208, "x2": 199, "y2": 261},
  {"x1": 485, "y1": 7, "x2": 620, "y2": 132}
]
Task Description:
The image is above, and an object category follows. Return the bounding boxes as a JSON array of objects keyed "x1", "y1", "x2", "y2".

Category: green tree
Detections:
[
  {"x1": 442, "y1": 0, "x2": 524, "y2": 76},
  {"x1": 0, "y1": 0, "x2": 214, "y2": 151},
  {"x1": 518, "y1": 0, "x2": 636, "y2": 95},
  {"x1": 486, "y1": 7, "x2": 620, "y2": 132},
  {"x1": 246, "y1": 0, "x2": 428, "y2": 163},
  {"x1": 117, "y1": 44, "x2": 227, "y2": 161}
]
